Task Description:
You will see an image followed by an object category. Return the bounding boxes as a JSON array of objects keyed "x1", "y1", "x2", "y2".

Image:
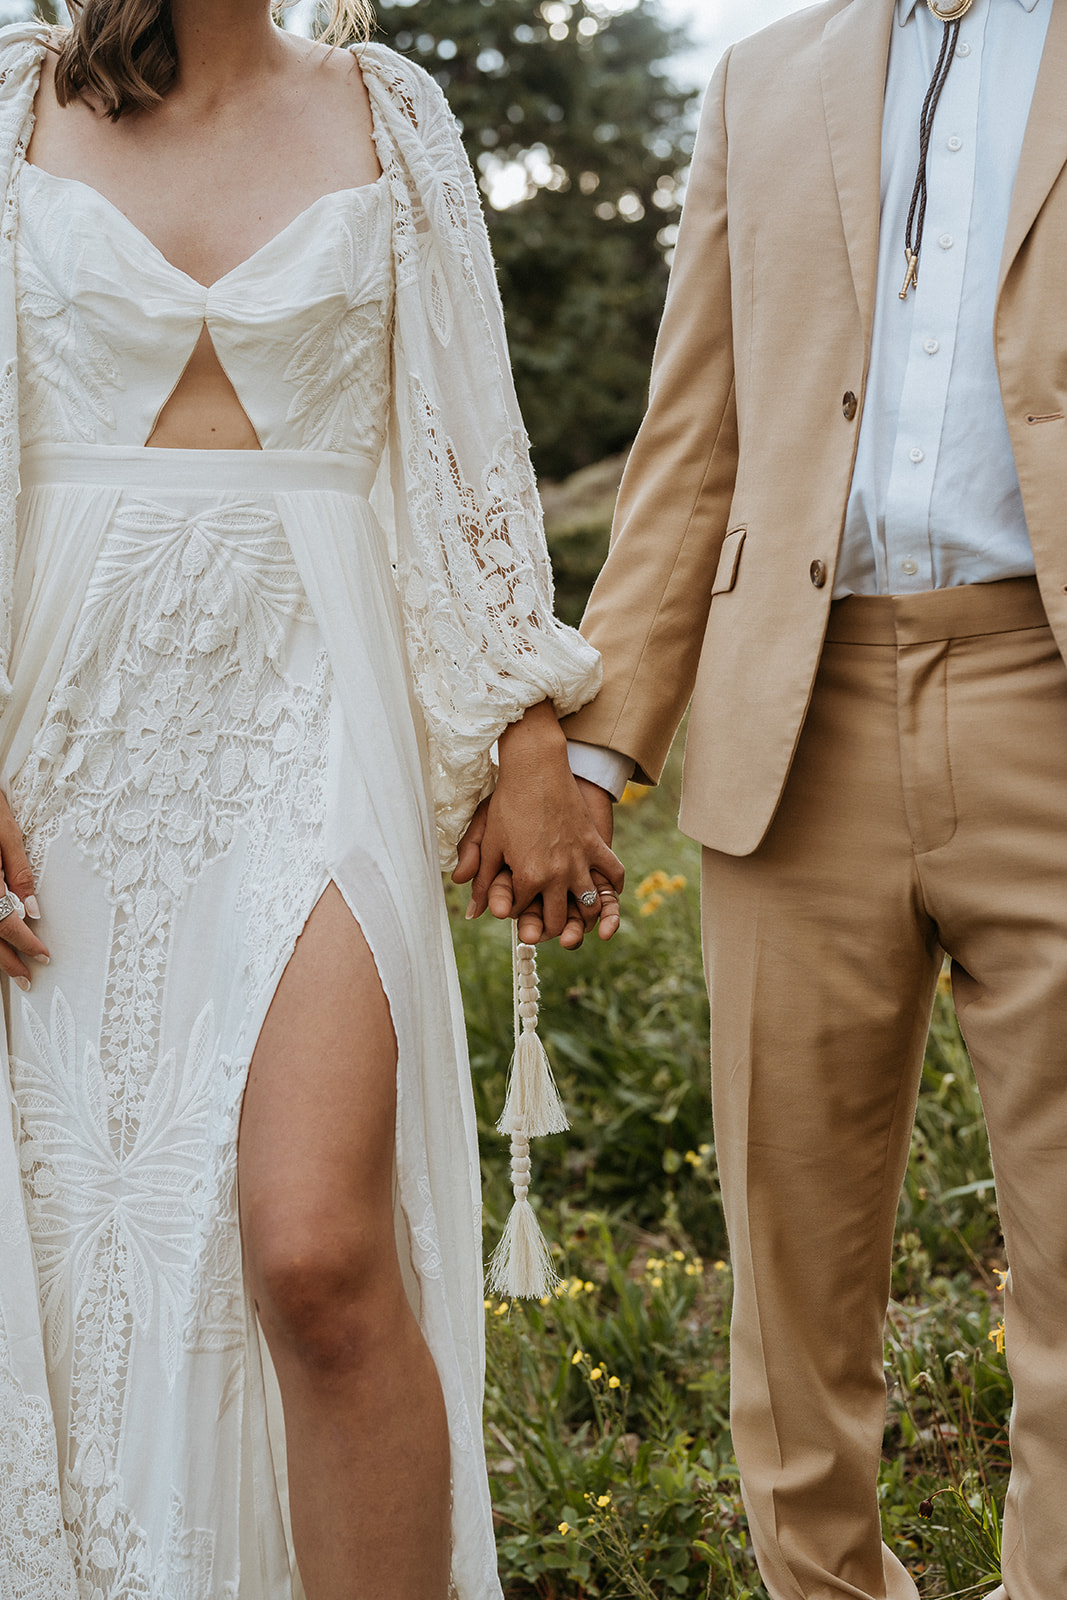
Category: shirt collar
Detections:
[{"x1": 897, "y1": 0, "x2": 1040, "y2": 21}]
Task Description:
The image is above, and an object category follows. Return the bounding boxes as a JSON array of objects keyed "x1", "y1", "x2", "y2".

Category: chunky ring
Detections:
[
  {"x1": 578, "y1": 889, "x2": 600, "y2": 908},
  {"x1": 0, "y1": 891, "x2": 24, "y2": 923}
]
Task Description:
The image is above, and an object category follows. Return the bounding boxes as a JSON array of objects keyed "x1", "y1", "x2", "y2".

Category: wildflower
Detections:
[
  {"x1": 994, "y1": 1268, "x2": 1009, "y2": 1292},
  {"x1": 672, "y1": 1250, "x2": 685, "y2": 1261},
  {"x1": 619, "y1": 782, "x2": 650, "y2": 806},
  {"x1": 651, "y1": 1276, "x2": 663, "y2": 1288},
  {"x1": 539, "y1": 1295, "x2": 551, "y2": 1306},
  {"x1": 989, "y1": 1320, "x2": 1006, "y2": 1355},
  {"x1": 670, "y1": 875, "x2": 687, "y2": 891},
  {"x1": 608, "y1": 1375, "x2": 621, "y2": 1389},
  {"x1": 685, "y1": 1264, "x2": 700, "y2": 1277},
  {"x1": 596, "y1": 1493, "x2": 612, "y2": 1508},
  {"x1": 639, "y1": 894, "x2": 663, "y2": 917},
  {"x1": 572, "y1": 1350, "x2": 585, "y2": 1366},
  {"x1": 584, "y1": 1281, "x2": 595, "y2": 1293},
  {"x1": 558, "y1": 1521, "x2": 570, "y2": 1536},
  {"x1": 637, "y1": 870, "x2": 671, "y2": 897},
  {"x1": 589, "y1": 1367, "x2": 603, "y2": 1381},
  {"x1": 684, "y1": 1150, "x2": 701, "y2": 1166},
  {"x1": 918, "y1": 1498, "x2": 934, "y2": 1519},
  {"x1": 494, "y1": 1301, "x2": 509, "y2": 1316},
  {"x1": 714, "y1": 1260, "x2": 727, "y2": 1272}
]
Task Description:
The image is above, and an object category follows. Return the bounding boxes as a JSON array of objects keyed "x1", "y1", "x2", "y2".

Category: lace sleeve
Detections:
[
  {"x1": 360, "y1": 47, "x2": 602, "y2": 865},
  {"x1": 0, "y1": 27, "x2": 49, "y2": 704}
]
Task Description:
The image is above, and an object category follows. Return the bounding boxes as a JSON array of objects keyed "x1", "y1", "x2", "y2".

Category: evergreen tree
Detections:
[{"x1": 374, "y1": 0, "x2": 697, "y2": 477}]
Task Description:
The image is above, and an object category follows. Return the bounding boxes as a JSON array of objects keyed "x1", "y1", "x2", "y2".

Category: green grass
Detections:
[{"x1": 450, "y1": 751, "x2": 1010, "y2": 1598}]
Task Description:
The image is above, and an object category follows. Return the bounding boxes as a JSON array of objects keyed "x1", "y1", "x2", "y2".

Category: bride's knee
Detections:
[{"x1": 246, "y1": 1207, "x2": 406, "y2": 1372}]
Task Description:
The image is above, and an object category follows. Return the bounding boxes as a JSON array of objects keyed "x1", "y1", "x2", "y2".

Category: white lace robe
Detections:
[{"x1": 0, "y1": 22, "x2": 602, "y2": 1600}]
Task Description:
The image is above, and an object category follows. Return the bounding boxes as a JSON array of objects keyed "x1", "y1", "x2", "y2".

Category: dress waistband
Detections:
[
  {"x1": 825, "y1": 576, "x2": 1048, "y2": 646},
  {"x1": 18, "y1": 443, "x2": 379, "y2": 499}
]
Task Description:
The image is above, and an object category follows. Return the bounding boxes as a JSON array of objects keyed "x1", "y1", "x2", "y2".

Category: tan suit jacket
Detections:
[{"x1": 562, "y1": 0, "x2": 1067, "y2": 856}]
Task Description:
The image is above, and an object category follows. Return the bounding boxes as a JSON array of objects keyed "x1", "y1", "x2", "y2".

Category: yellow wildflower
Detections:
[
  {"x1": 608, "y1": 1375, "x2": 621, "y2": 1390},
  {"x1": 685, "y1": 1264, "x2": 700, "y2": 1277},
  {"x1": 989, "y1": 1320, "x2": 1006, "y2": 1355},
  {"x1": 637, "y1": 870, "x2": 671, "y2": 897},
  {"x1": 639, "y1": 893, "x2": 663, "y2": 916},
  {"x1": 684, "y1": 1150, "x2": 700, "y2": 1166},
  {"x1": 494, "y1": 1301, "x2": 509, "y2": 1316},
  {"x1": 714, "y1": 1260, "x2": 727, "y2": 1272},
  {"x1": 572, "y1": 1350, "x2": 585, "y2": 1366},
  {"x1": 589, "y1": 1367, "x2": 603, "y2": 1381},
  {"x1": 619, "y1": 781, "x2": 651, "y2": 806},
  {"x1": 994, "y1": 1268, "x2": 1009, "y2": 1292},
  {"x1": 584, "y1": 1281, "x2": 595, "y2": 1293},
  {"x1": 558, "y1": 1521, "x2": 570, "y2": 1536},
  {"x1": 483, "y1": 1298, "x2": 492, "y2": 1310},
  {"x1": 670, "y1": 874, "x2": 687, "y2": 891},
  {"x1": 597, "y1": 1493, "x2": 612, "y2": 1508},
  {"x1": 672, "y1": 1250, "x2": 685, "y2": 1261},
  {"x1": 651, "y1": 1276, "x2": 663, "y2": 1288}
]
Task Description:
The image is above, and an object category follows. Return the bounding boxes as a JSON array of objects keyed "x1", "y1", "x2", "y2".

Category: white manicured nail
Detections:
[
  {"x1": 465, "y1": 903, "x2": 477, "y2": 920},
  {"x1": 32, "y1": 954, "x2": 49, "y2": 966},
  {"x1": 14, "y1": 976, "x2": 30, "y2": 992},
  {"x1": 24, "y1": 896, "x2": 40, "y2": 919}
]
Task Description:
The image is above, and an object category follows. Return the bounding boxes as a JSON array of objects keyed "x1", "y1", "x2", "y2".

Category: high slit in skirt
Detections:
[{"x1": 0, "y1": 445, "x2": 496, "y2": 1599}]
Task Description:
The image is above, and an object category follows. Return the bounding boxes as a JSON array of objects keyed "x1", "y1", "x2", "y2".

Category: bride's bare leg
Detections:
[{"x1": 238, "y1": 883, "x2": 451, "y2": 1600}]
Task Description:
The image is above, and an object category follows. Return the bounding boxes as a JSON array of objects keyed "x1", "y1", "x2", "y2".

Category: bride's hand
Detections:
[
  {"x1": 0, "y1": 790, "x2": 50, "y2": 991},
  {"x1": 452, "y1": 702, "x2": 624, "y2": 948}
]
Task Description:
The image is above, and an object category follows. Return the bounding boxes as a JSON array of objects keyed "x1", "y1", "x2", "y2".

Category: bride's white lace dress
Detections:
[{"x1": 0, "y1": 26, "x2": 601, "y2": 1600}]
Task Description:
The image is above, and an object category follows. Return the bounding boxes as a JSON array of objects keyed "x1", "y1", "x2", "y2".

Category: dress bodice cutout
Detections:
[{"x1": 14, "y1": 160, "x2": 395, "y2": 456}]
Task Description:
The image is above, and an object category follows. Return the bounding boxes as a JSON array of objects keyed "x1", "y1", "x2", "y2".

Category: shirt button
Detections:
[
  {"x1": 909, "y1": 447, "x2": 925, "y2": 463},
  {"x1": 938, "y1": 233, "x2": 954, "y2": 249},
  {"x1": 947, "y1": 135, "x2": 963, "y2": 152},
  {"x1": 901, "y1": 557, "x2": 919, "y2": 577},
  {"x1": 923, "y1": 338, "x2": 940, "y2": 355},
  {"x1": 842, "y1": 390, "x2": 858, "y2": 421},
  {"x1": 810, "y1": 560, "x2": 828, "y2": 589},
  {"x1": 957, "y1": 41, "x2": 971, "y2": 56}
]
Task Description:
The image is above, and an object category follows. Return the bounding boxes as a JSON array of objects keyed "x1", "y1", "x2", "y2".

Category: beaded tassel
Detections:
[{"x1": 486, "y1": 930, "x2": 568, "y2": 1298}]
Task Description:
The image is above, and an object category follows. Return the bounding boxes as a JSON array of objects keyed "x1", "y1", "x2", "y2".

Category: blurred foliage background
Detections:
[{"x1": 371, "y1": 0, "x2": 696, "y2": 478}]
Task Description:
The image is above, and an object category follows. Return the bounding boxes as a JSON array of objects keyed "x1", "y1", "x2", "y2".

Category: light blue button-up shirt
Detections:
[
  {"x1": 570, "y1": 0, "x2": 1053, "y2": 796},
  {"x1": 836, "y1": 0, "x2": 1051, "y2": 596}
]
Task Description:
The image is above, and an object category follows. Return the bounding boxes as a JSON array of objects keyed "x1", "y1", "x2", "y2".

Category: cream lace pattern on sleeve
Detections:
[{"x1": 360, "y1": 47, "x2": 602, "y2": 864}]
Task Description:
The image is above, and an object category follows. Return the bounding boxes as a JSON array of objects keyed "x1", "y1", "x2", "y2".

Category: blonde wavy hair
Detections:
[{"x1": 53, "y1": 0, "x2": 375, "y2": 121}]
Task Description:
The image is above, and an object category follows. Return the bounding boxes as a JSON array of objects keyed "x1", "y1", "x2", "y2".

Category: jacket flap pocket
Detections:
[{"x1": 711, "y1": 527, "x2": 746, "y2": 596}]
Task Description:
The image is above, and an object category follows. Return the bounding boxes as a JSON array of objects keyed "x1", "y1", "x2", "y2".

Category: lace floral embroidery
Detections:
[{"x1": 9, "y1": 492, "x2": 332, "y2": 1595}]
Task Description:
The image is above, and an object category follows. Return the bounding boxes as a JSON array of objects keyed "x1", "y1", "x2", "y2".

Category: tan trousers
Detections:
[{"x1": 701, "y1": 578, "x2": 1067, "y2": 1600}]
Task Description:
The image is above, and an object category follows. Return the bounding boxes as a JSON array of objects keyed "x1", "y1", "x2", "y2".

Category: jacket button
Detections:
[
  {"x1": 842, "y1": 390, "x2": 858, "y2": 421},
  {"x1": 810, "y1": 560, "x2": 828, "y2": 588}
]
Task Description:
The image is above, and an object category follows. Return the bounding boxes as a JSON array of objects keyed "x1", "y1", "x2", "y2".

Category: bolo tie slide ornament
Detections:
[{"x1": 900, "y1": 0, "x2": 975, "y2": 300}]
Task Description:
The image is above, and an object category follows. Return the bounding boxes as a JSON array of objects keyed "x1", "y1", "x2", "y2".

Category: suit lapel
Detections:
[
  {"x1": 820, "y1": 0, "x2": 897, "y2": 343},
  {"x1": 998, "y1": 0, "x2": 1067, "y2": 297}
]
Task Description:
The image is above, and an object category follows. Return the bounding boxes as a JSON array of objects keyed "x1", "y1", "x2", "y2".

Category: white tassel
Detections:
[
  {"x1": 486, "y1": 1133, "x2": 558, "y2": 1299},
  {"x1": 488, "y1": 932, "x2": 566, "y2": 1298}
]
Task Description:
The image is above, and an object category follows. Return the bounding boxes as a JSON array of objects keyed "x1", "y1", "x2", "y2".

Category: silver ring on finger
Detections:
[
  {"x1": 578, "y1": 888, "x2": 600, "y2": 908},
  {"x1": 0, "y1": 891, "x2": 24, "y2": 923}
]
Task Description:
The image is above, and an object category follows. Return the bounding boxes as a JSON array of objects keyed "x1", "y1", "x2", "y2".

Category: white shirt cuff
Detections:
[{"x1": 566, "y1": 741, "x2": 635, "y2": 802}]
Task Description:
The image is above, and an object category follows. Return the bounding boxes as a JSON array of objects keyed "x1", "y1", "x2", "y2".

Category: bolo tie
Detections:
[{"x1": 899, "y1": 0, "x2": 975, "y2": 299}]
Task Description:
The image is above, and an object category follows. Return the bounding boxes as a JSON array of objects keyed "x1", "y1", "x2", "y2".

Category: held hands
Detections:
[
  {"x1": 452, "y1": 702, "x2": 624, "y2": 949},
  {"x1": 0, "y1": 789, "x2": 50, "y2": 990}
]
